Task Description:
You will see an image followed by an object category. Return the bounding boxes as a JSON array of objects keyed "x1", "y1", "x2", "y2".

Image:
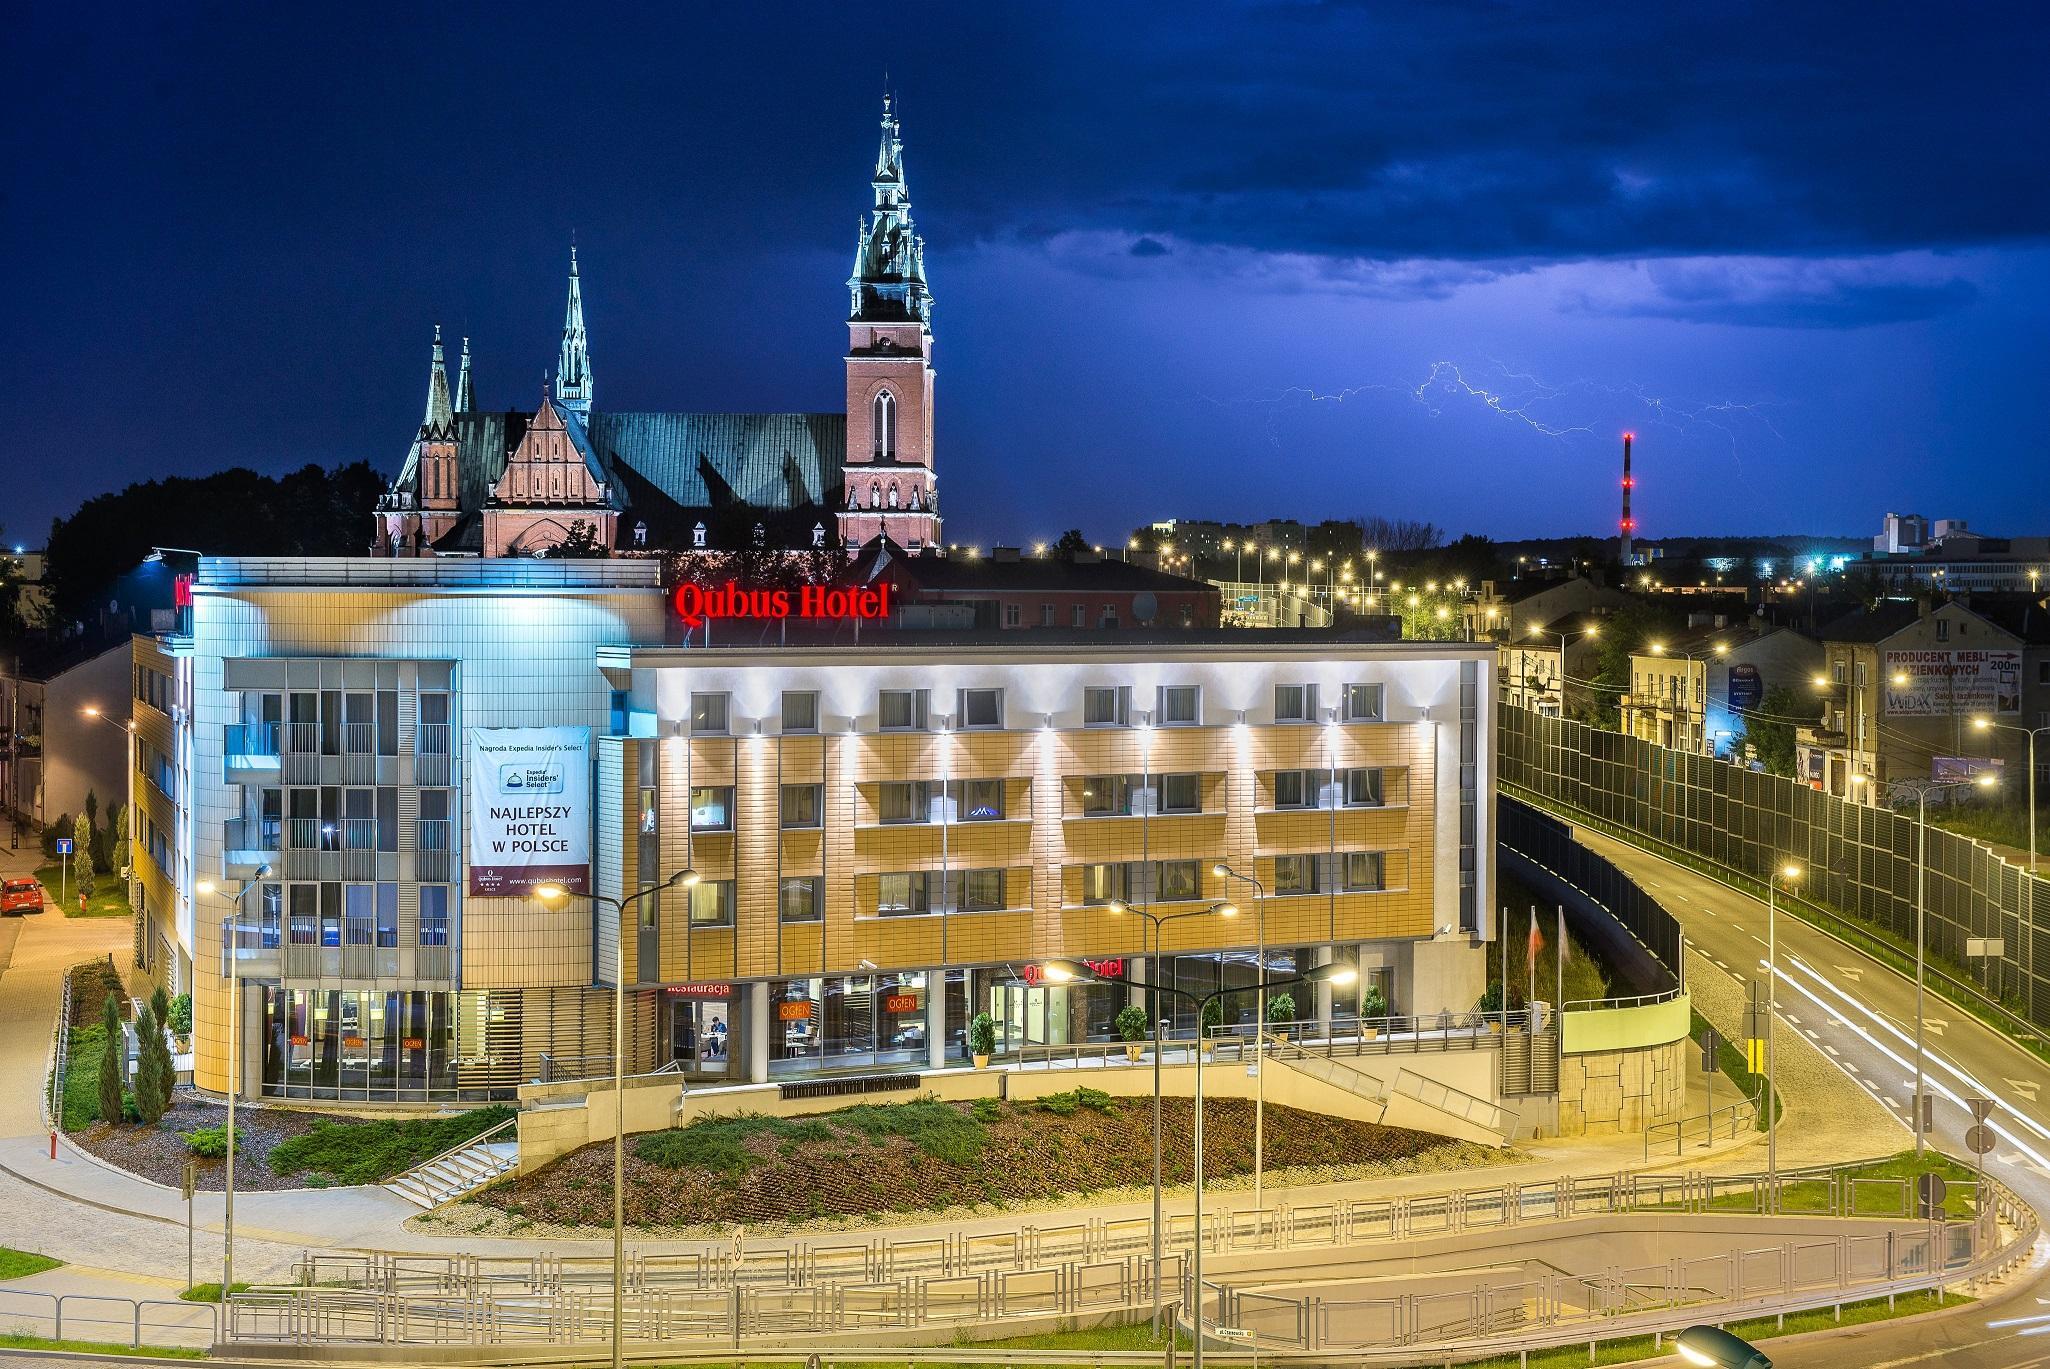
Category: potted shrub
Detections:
[
  {"x1": 1266, "y1": 992, "x2": 1296, "y2": 1044},
  {"x1": 968, "y1": 1012, "x2": 997, "y2": 1069},
  {"x1": 1361, "y1": 982, "x2": 1388, "y2": 1040},
  {"x1": 1199, "y1": 998, "x2": 1224, "y2": 1058},
  {"x1": 1115, "y1": 1004, "x2": 1149, "y2": 1062}
]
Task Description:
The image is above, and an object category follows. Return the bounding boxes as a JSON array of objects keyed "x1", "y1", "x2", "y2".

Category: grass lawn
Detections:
[
  {"x1": 180, "y1": 1281, "x2": 250, "y2": 1302},
  {"x1": 60, "y1": 1022, "x2": 111, "y2": 1129},
  {"x1": 33, "y1": 860, "x2": 130, "y2": 917},
  {"x1": 267, "y1": 1105, "x2": 515, "y2": 1186},
  {"x1": 0, "y1": 1333, "x2": 205, "y2": 1359},
  {"x1": 0, "y1": 1247, "x2": 63, "y2": 1279},
  {"x1": 1658, "y1": 1150, "x2": 1979, "y2": 1220},
  {"x1": 654, "y1": 1324, "x2": 1189, "y2": 1369},
  {"x1": 1690, "y1": 1011, "x2": 1779, "y2": 1131}
]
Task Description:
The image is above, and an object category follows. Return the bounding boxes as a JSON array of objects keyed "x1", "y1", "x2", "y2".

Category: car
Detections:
[{"x1": 1, "y1": 877, "x2": 45, "y2": 915}]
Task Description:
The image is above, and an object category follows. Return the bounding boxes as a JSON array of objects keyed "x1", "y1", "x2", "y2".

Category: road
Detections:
[{"x1": 1572, "y1": 823, "x2": 2050, "y2": 1365}]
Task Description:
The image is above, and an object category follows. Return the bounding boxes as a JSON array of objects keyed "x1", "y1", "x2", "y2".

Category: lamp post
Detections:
[
  {"x1": 1210, "y1": 864, "x2": 1268, "y2": 1206},
  {"x1": 1852, "y1": 771, "x2": 1998, "y2": 1155},
  {"x1": 198, "y1": 866, "x2": 271, "y2": 1303},
  {"x1": 1044, "y1": 958, "x2": 1355, "y2": 1369},
  {"x1": 1645, "y1": 640, "x2": 1728, "y2": 754},
  {"x1": 1526, "y1": 623, "x2": 1598, "y2": 716},
  {"x1": 1764, "y1": 862, "x2": 1801, "y2": 1197},
  {"x1": 1104, "y1": 898, "x2": 1239, "y2": 1334},
  {"x1": 537, "y1": 866, "x2": 698, "y2": 1369},
  {"x1": 1972, "y1": 716, "x2": 2045, "y2": 1018}
]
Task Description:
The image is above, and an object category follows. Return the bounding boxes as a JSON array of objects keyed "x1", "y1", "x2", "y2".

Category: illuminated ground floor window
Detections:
[{"x1": 259, "y1": 985, "x2": 484, "y2": 1100}]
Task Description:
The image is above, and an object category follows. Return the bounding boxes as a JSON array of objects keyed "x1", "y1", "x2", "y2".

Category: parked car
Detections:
[{"x1": 1, "y1": 877, "x2": 45, "y2": 915}]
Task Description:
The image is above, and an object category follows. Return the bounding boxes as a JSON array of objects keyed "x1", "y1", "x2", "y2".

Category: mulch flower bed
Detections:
[{"x1": 70, "y1": 1093, "x2": 336, "y2": 1192}]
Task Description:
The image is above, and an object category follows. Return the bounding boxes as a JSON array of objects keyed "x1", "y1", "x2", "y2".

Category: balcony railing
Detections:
[
  {"x1": 223, "y1": 817, "x2": 281, "y2": 858},
  {"x1": 283, "y1": 722, "x2": 320, "y2": 754},
  {"x1": 224, "y1": 723, "x2": 281, "y2": 760},
  {"x1": 416, "y1": 724, "x2": 451, "y2": 757}
]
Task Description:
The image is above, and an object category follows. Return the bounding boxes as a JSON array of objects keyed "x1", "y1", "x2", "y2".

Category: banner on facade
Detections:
[
  {"x1": 468, "y1": 727, "x2": 592, "y2": 896},
  {"x1": 1882, "y1": 649, "x2": 2022, "y2": 717}
]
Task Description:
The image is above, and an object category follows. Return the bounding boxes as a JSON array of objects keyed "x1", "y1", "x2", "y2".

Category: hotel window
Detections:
[
  {"x1": 375, "y1": 883, "x2": 399, "y2": 948},
  {"x1": 782, "y1": 690, "x2": 819, "y2": 733},
  {"x1": 878, "y1": 872, "x2": 931, "y2": 916},
  {"x1": 1159, "y1": 773, "x2": 1201, "y2": 814},
  {"x1": 952, "y1": 868, "x2": 1005, "y2": 912},
  {"x1": 1346, "y1": 767, "x2": 1387, "y2": 807},
  {"x1": 319, "y1": 883, "x2": 343, "y2": 947},
  {"x1": 1083, "y1": 685, "x2": 1132, "y2": 728},
  {"x1": 1275, "y1": 684, "x2": 1319, "y2": 722},
  {"x1": 1082, "y1": 775, "x2": 1136, "y2": 816},
  {"x1": 639, "y1": 785, "x2": 658, "y2": 836},
  {"x1": 418, "y1": 692, "x2": 451, "y2": 753},
  {"x1": 1080, "y1": 862, "x2": 1132, "y2": 905},
  {"x1": 256, "y1": 883, "x2": 282, "y2": 949},
  {"x1": 689, "y1": 880, "x2": 735, "y2": 927},
  {"x1": 289, "y1": 885, "x2": 318, "y2": 944},
  {"x1": 1156, "y1": 860, "x2": 1200, "y2": 901},
  {"x1": 1275, "y1": 854, "x2": 1320, "y2": 895},
  {"x1": 1344, "y1": 683, "x2": 1385, "y2": 721},
  {"x1": 953, "y1": 778, "x2": 1006, "y2": 821},
  {"x1": 878, "y1": 781, "x2": 938, "y2": 824},
  {"x1": 779, "y1": 876, "x2": 822, "y2": 923},
  {"x1": 689, "y1": 786, "x2": 733, "y2": 832},
  {"x1": 878, "y1": 688, "x2": 929, "y2": 731},
  {"x1": 1041, "y1": 603, "x2": 1056, "y2": 627},
  {"x1": 690, "y1": 693, "x2": 730, "y2": 735},
  {"x1": 1003, "y1": 604, "x2": 1021, "y2": 628},
  {"x1": 957, "y1": 687, "x2": 1003, "y2": 729},
  {"x1": 781, "y1": 784, "x2": 823, "y2": 829},
  {"x1": 419, "y1": 886, "x2": 450, "y2": 946},
  {"x1": 1343, "y1": 852, "x2": 1386, "y2": 892},
  {"x1": 1157, "y1": 685, "x2": 1200, "y2": 726},
  {"x1": 1072, "y1": 605, "x2": 1087, "y2": 628},
  {"x1": 1273, "y1": 769, "x2": 1325, "y2": 809}
]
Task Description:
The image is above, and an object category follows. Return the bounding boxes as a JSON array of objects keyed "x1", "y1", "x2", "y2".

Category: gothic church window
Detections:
[{"x1": 872, "y1": 389, "x2": 896, "y2": 460}]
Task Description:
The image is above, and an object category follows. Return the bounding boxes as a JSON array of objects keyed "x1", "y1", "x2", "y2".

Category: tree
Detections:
[
  {"x1": 73, "y1": 811, "x2": 93, "y2": 875},
  {"x1": 1054, "y1": 529, "x2": 1090, "y2": 558},
  {"x1": 1359, "y1": 517, "x2": 1442, "y2": 552},
  {"x1": 1570, "y1": 598, "x2": 1682, "y2": 730},
  {"x1": 148, "y1": 985, "x2": 178, "y2": 1116},
  {"x1": 1738, "y1": 684, "x2": 1812, "y2": 777},
  {"x1": 133, "y1": 1002, "x2": 165, "y2": 1124},
  {"x1": 110, "y1": 803, "x2": 128, "y2": 874},
  {"x1": 542, "y1": 520, "x2": 608, "y2": 558},
  {"x1": 97, "y1": 993, "x2": 124, "y2": 1126}
]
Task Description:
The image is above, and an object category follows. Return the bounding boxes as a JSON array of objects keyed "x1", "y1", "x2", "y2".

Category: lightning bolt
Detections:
[{"x1": 1409, "y1": 362, "x2": 1595, "y2": 438}]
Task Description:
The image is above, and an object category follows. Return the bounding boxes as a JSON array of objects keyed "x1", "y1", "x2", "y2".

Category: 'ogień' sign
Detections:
[
  {"x1": 673, "y1": 580, "x2": 892, "y2": 629},
  {"x1": 469, "y1": 727, "x2": 592, "y2": 897}
]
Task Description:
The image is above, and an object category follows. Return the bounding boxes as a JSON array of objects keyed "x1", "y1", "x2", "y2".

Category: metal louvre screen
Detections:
[
  {"x1": 1498, "y1": 797, "x2": 1681, "y2": 982},
  {"x1": 1498, "y1": 702, "x2": 2044, "y2": 1026}
]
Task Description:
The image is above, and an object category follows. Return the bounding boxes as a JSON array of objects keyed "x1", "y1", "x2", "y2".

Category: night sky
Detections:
[{"x1": 9, "y1": 3, "x2": 2049, "y2": 548}]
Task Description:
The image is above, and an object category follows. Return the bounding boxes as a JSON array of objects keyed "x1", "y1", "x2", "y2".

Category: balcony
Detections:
[
  {"x1": 416, "y1": 724, "x2": 452, "y2": 785},
  {"x1": 223, "y1": 723, "x2": 281, "y2": 783},
  {"x1": 1798, "y1": 725, "x2": 1848, "y2": 749},
  {"x1": 417, "y1": 819, "x2": 453, "y2": 883},
  {"x1": 221, "y1": 817, "x2": 280, "y2": 879}
]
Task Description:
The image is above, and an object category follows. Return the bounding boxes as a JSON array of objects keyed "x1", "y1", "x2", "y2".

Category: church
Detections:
[{"x1": 372, "y1": 95, "x2": 941, "y2": 559}]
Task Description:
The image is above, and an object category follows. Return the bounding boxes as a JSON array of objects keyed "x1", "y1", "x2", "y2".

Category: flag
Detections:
[{"x1": 1528, "y1": 917, "x2": 1544, "y2": 966}]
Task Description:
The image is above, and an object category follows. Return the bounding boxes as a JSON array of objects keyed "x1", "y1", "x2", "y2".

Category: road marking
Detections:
[
  {"x1": 1883, "y1": 1095, "x2": 1900, "y2": 1107},
  {"x1": 1925, "y1": 1017, "x2": 1948, "y2": 1036},
  {"x1": 1785, "y1": 1013, "x2": 1801, "y2": 1025},
  {"x1": 1837, "y1": 965, "x2": 1863, "y2": 981},
  {"x1": 1748, "y1": 934, "x2": 1767, "y2": 947},
  {"x1": 1823, "y1": 1044, "x2": 1840, "y2": 1056},
  {"x1": 2007, "y1": 1077, "x2": 2041, "y2": 1101}
]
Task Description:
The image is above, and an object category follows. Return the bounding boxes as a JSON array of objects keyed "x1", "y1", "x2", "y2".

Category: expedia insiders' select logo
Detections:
[{"x1": 500, "y1": 762, "x2": 564, "y2": 794}]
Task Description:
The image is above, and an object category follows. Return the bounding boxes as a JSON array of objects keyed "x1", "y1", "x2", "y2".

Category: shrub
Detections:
[
  {"x1": 1267, "y1": 992, "x2": 1296, "y2": 1025},
  {"x1": 167, "y1": 993, "x2": 192, "y2": 1035},
  {"x1": 968, "y1": 1012, "x2": 997, "y2": 1058},
  {"x1": 1199, "y1": 998, "x2": 1224, "y2": 1034},
  {"x1": 146, "y1": 987, "x2": 177, "y2": 1114},
  {"x1": 96, "y1": 995, "x2": 124, "y2": 1126},
  {"x1": 971, "y1": 1097, "x2": 1002, "y2": 1123},
  {"x1": 78, "y1": 870, "x2": 96, "y2": 902},
  {"x1": 1035, "y1": 1088, "x2": 1116, "y2": 1118},
  {"x1": 1114, "y1": 1004, "x2": 1149, "y2": 1043},
  {"x1": 267, "y1": 1105, "x2": 515, "y2": 1186},
  {"x1": 132, "y1": 1004, "x2": 166, "y2": 1124},
  {"x1": 72, "y1": 813, "x2": 92, "y2": 875},
  {"x1": 637, "y1": 1114, "x2": 833, "y2": 1176},
  {"x1": 186, "y1": 1124, "x2": 244, "y2": 1158},
  {"x1": 1361, "y1": 982, "x2": 1389, "y2": 1020},
  {"x1": 42, "y1": 814, "x2": 71, "y2": 861}
]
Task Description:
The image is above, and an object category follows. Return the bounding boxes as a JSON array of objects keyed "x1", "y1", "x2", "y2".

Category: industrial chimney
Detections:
[{"x1": 1619, "y1": 432, "x2": 1636, "y2": 566}]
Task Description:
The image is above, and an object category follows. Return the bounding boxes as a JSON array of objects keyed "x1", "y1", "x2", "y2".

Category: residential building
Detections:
[
  {"x1": 139, "y1": 555, "x2": 1495, "y2": 1106},
  {"x1": 1621, "y1": 617, "x2": 1819, "y2": 758},
  {"x1": 1499, "y1": 614, "x2": 1605, "y2": 718}
]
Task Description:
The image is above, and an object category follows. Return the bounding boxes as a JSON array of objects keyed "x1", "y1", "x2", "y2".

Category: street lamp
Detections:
[
  {"x1": 1852, "y1": 771, "x2": 1998, "y2": 1155},
  {"x1": 1043, "y1": 958, "x2": 1354, "y2": 1368},
  {"x1": 535, "y1": 866, "x2": 698, "y2": 1369},
  {"x1": 1764, "y1": 862, "x2": 1801, "y2": 1198},
  {"x1": 1209, "y1": 863, "x2": 1269, "y2": 1205},
  {"x1": 1676, "y1": 1323, "x2": 1771, "y2": 1368},
  {"x1": 1102, "y1": 898, "x2": 1237, "y2": 1334},
  {"x1": 1973, "y1": 716, "x2": 2046, "y2": 1016},
  {"x1": 198, "y1": 865, "x2": 270, "y2": 1302}
]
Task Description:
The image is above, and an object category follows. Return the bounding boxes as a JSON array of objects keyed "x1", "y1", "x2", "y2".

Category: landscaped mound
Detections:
[{"x1": 470, "y1": 1090, "x2": 1510, "y2": 1232}]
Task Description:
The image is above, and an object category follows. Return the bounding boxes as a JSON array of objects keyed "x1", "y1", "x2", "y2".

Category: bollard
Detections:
[{"x1": 49, "y1": 1130, "x2": 56, "y2": 1160}]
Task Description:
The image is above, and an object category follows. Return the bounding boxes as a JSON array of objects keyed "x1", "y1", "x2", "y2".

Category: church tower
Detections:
[
  {"x1": 839, "y1": 93, "x2": 941, "y2": 551},
  {"x1": 375, "y1": 326, "x2": 463, "y2": 556},
  {"x1": 556, "y1": 246, "x2": 592, "y2": 417}
]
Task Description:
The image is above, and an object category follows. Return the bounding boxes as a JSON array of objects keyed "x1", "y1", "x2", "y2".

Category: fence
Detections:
[
  {"x1": 1500, "y1": 703, "x2": 2048, "y2": 1027},
  {"x1": 1643, "y1": 1095, "x2": 1759, "y2": 1160},
  {"x1": 1499, "y1": 792, "x2": 1682, "y2": 982},
  {"x1": 0, "y1": 1288, "x2": 219, "y2": 1348}
]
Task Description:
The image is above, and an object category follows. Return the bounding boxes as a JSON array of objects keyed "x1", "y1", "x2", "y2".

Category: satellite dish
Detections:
[{"x1": 1133, "y1": 591, "x2": 1159, "y2": 624}]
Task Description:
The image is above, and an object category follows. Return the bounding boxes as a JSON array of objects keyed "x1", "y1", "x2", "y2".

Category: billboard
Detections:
[
  {"x1": 468, "y1": 727, "x2": 591, "y2": 896},
  {"x1": 1883, "y1": 649, "x2": 2023, "y2": 717}
]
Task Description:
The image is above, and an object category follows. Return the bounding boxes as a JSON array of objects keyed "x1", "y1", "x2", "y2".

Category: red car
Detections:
[{"x1": 1, "y1": 877, "x2": 44, "y2": 915}]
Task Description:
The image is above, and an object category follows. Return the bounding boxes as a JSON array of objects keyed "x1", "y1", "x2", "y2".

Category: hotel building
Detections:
[{"x1": 133, "y1": 556, "x2": 1493, "y2": 1105}]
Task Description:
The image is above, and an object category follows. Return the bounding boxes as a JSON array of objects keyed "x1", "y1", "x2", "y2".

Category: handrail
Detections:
[
  {"x1": 44, "y1": 964, "x2": 72, "y2": 1131},
  {"x1": 1643, "y1": 1094, "x2": 1759, "y2": 1161},
  {"x1": 390, "y1": 1113, "x2": 516, "y2": 1191},
  {"x1": 1564, "y1": 987, "x2": 1683, "y2": 1013}
]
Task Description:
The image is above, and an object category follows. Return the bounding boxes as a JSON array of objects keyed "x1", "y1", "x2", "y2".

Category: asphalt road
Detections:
[{"x1": 1571, "y1": 824, "x2": 2050, "y2": 1367}]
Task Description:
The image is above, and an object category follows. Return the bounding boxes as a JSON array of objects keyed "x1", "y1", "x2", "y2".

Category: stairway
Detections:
[
  {"x1": 1262, "y1": 1035, "x2": 1514, "y2": 1147},
  {"x1": 386, "y1": 1130, "x2": 519, "y2": 1209},
  {"x1": 1263, "y1": 1036, "x2": 1390, "y2": 1115}
]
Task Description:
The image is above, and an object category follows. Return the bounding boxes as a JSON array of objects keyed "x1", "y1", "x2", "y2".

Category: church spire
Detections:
[
  {"x1": 421, "y1": 325, "x2": 454, "y2": 432},
  {"x1": 848, "y1": 92, "x2": 932, "y2": 325},
  {"x1": 454, "y1": 335, "x2": 473, "y2": 414},
  {"x1": 556, "y1": 244, "x2": 592, "y2": 416}
]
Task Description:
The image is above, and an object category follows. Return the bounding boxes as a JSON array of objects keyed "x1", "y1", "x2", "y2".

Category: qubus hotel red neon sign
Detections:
[{"x1": 672, "y1": 580, "x2": 893, "y2": 629}]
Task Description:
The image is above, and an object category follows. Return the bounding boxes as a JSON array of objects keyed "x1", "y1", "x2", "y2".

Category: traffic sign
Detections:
[
  {"x1": 53, "y1": 838, "x2": 73, "y2": 856},
  {"x1": 1967, "y1": 1096, "x2": 1994, "y2": 1124},
  {"x1": 1699, "y1": 1027, "x2": 1722, "y2": 1073},
  {"x1": 1965, "y1": 1125, "x2": 1996, "y2": 1156},
  {"x1": 1967, "y1": 937, "x2": 2006, "y2": 958},
  {"x1": 1744, "y1": 1039, "x2": 1766, "y2": 1074},
  {"x1": 1917, "y1": 1172, "x2": 1949, "y2": 1219}
]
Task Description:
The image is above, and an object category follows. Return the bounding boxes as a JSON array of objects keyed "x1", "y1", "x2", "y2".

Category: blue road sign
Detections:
[{"x1": 54, "y1": 838, "x2": 73, "y2": 856}]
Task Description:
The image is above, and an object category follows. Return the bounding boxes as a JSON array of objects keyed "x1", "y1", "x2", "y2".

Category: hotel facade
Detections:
[{"x1": 132, "y1": 556, "x2": 1494, "y2": 1106}]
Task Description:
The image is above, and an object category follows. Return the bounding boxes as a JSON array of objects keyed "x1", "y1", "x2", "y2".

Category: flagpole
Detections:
[{"x1": 1555, "y1": 905, "x2": 1564, "y2": 1019}]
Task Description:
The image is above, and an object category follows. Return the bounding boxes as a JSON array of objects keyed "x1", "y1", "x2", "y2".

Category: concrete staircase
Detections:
[
  {"x1": 386, "y1": 1119, "x2": 518, "y2": 1209},
  {"x1": 1261, "y1": 1036, "x2": 1514, "y2": 1147}
]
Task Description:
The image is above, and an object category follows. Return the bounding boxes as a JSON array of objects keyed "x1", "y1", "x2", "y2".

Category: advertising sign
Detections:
[
  {"x1": 672, "y1": 580, "x2": 892, "y2": 630},
  {"x1": 468, "y1": 727, "x2": 591, "y2": 896},
  {"x1": 1727, "y1": 664, "x2": 1762, "y2": 716},
  {"x1": 1883, "y1": 649, "x2": 2022, "y2": 717}
]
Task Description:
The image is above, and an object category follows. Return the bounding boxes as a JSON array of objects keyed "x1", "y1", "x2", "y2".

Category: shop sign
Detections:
[
  {"x1": 884, "y1": 993, "x2": 922, "y2": 1014},
  {"x1": 401, "y1": 1036, "x2": 426, "y2": 1050},
  {"x1": 665, "y1": 983, "x2": 733, "y2": 999},
  {"x1": 672, "y1": 580, "x2": 893, "y2": 630},
  {"x1": 288, "y1": 1034, "x2": 310, "y2": 1047},
  {"x1": 1020, "y1": 956, "x2": 1123, "y2": 986},
  {"x1": 776, "y1": 1000, "x2": 814, "y2": 1021},
  {"x1": 342, "y1": 1035, "x2": 366, "y2": 1048}
]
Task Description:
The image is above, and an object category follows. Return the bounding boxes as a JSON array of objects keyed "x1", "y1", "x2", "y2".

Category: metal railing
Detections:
[
  {"x1": 0, "y1": 1288, "x2": 219, "y2": 1348},
  {"x1": 1390, "y1": 1069, "x2": 1514, "y2": 1138},
  {"x1": 1644, "y1": 1095, "x2": 1760, "y2": 1160},
  {"x1": 222, "y1": 722, "x2": 280, "y2": 760}
]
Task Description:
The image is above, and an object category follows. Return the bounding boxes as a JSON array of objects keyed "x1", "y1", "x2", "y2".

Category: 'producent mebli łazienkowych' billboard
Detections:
[
  {"x1": 1882, "y1": 649, "x2": 2023, "y2": 717},
  {"x1": 468, "y1": 727, "x2": 591, "y2": 896}
]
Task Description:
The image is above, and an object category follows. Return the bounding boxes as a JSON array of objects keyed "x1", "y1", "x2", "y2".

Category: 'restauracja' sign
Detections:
[{"x1": 672, "y1": 581, "x2": 892, "y2": 629}]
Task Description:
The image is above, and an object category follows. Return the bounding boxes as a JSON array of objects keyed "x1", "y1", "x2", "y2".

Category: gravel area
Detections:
[{"x1": 67, "y1": 1091, "x2": 343, "y2": 1192}]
